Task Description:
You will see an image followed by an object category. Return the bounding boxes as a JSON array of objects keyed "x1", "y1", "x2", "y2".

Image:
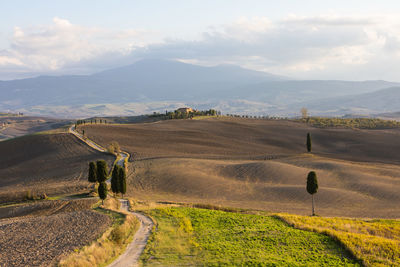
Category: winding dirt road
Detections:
[
  {"x1": 69, "y1": 125, "x2": 153, "y2": 267},
  {"x1": 108, "y1": 199, "x2": 154, "y2": 267}
]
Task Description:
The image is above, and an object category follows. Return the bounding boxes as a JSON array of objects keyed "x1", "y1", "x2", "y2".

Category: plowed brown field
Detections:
[
  {"x1": 0, "y1": 133, "x2": 114, "y2": 203},
  {"x1": 0, "y1": 199, "x2": 110, "y2": 267}
]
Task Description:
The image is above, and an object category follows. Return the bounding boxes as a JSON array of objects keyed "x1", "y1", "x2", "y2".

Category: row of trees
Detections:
[
  {"x1": 226, "y1": 114, "x2": 289, "y2": 120},
  {"x1": 76, "y1": 118, "x2": 108, "y2": 127},
  {"x1": 149, "y1": 109, "x2": 221, "y2": 120},
  {"x1": 111, "y1": 165, "x2": 127, "y2": 198},
  {"x1": 88, "y1": 160, "x2": 126, "y2": 204}
]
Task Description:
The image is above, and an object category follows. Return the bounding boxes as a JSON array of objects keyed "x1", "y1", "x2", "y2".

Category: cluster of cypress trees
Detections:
[
  {"x1": 88, "y1": 160, "x2": 109, "y2": 204},
  {"x1": 111, "y1": 165, "x2": 127, "y2": 198},
  {"x1": 88, "y1": 160, "x2": 127, "y2": 204}
]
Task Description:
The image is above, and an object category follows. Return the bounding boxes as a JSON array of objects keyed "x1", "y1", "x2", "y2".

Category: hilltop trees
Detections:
[
  {"x1": 306, "y1": 171, "x2": 318, "y2": 216},
  {"x1": 306, "y1": 133, "x2": 312, "y2": 152},
  {"x1": 88, "y1": 162, "x2": 97, "y2": 183}
]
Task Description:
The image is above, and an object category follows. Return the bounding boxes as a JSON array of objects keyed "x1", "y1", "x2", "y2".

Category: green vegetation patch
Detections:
[
  {"x1": 279, "y1": 214, "x2": 400, "y2": 266},
  {"x1": 141, "y1": 207, "x2": 359, "y2": 266}
]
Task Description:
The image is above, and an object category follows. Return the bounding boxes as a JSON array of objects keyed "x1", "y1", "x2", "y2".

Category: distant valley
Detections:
[{"x1": 1, "y1": 59, "x2": 399, "y2": 118}]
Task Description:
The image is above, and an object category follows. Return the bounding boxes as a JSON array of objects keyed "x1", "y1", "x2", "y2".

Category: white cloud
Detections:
[
  {"x1": 0, "y1": 17, "x2": 158, "y2": 77},
  {"x1": 2, "y1": 15, "x2": 400, "y2": 81},
  {"x1": 137, "y1": 15, "x2": 400, "y2": 81}
]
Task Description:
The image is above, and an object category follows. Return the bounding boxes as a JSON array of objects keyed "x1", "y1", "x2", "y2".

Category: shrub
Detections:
[
  {"x1": 107, "y1": 141, "x2": 120, "y2": 155},
  {"x1": 110, "y1": 226, "x2": 124, "y2": 245}
]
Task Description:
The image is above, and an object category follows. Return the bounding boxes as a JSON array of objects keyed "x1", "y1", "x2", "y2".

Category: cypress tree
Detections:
[
  {"x1": 111, "y1": 165, "x2": 120, "y2": 196},
  {"x1": 98, "y1": 182, "x2": 108, "y2": 205},
  {"x1": 306, "y1": 133, "x2": 312, "y2": 152},
  {"x1": 96, "y1": 160, "x2": 108, "y2": 182},
  {"x1": 88, "y1": 161, "x2": 97, "y2": 183},
  {"x1": 306, "y1": 171, "x2": 318, "y2": 216},
  {"x1": 118, "y1": 166, "x2": 127, "y2": 198}
]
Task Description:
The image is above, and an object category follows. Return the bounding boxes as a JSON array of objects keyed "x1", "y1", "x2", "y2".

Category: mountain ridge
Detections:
[{"x1": 1, "y1": 59, "x2": 400, "y2": 117}]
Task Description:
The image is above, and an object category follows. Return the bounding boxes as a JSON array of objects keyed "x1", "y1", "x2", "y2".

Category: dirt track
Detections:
[
  {"x1": 70, "y1": 125, "x2": 152, "y2": 267},
  {"x1": 108, "y1": 200, "x2": 153, "y2": 267}
]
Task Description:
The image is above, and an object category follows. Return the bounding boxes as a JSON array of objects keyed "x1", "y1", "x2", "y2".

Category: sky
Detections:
[{"x1": 1, "y1": 0, "x2": 400, "y2": 81}]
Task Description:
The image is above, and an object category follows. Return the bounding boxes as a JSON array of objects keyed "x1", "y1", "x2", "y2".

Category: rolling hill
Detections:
[
  {"x1": 80, "y1": 117, "x2": 400, "y2": 218},
  {"x1": 0, "y1": 133, "x2": 114, "y2": 203}
]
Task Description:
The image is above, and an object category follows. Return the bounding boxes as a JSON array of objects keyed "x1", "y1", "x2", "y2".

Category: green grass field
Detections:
[
  {"x1": 140, "y1": 207, "x2": 360, "y2": 266},
  {"x1": 279, "y1": 214, "x2": 400, "y2": 266}
]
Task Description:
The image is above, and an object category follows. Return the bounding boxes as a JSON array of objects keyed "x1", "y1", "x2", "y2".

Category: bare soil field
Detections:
[
  {"x1": 0, "y1": 198, "x2": 97, "y2": 220},
  {"x1": 0, "y1": 116, "x2": 69, "y2": 141},
  {"x1": 0, "y1": 133, "x2": 114, "y2": 203},
  {"x1": 0, "y1": 199, "x2": 111, "y2": 267},
  {"x1": 81, "y1": 118, "x2": 400, "y2": 218},
  {"x1": 129, "y1": 156, "x2": 400, "y2": 218},
  {"x1": 81, "y1": 117, "x2": 400, "y2": 164}
]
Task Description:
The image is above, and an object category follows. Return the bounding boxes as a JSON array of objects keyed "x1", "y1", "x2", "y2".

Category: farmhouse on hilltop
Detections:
[{"x1": 176, "y1": 107, "x2": 194, "y2": 113}]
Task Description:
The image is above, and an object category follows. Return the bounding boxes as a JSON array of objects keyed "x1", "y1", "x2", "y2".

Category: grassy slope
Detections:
[
  {"x1": 140, "y1": 207, "x2": 359, "y2": 266},
  {"x1": 279, "y1": 214, "x2": 400, "y2": 266}
]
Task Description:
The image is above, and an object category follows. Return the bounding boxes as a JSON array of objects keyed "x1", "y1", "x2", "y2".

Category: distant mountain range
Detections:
[
  {"x1": 1, "y1": 59, "x2": 399, "y2": 118},
  {"x1": 298, "y1": 86, "x2": 400, "y2": 116}
]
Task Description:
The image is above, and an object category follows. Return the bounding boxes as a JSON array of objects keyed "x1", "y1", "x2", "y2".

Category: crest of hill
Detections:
[
  {"x1": 81, "y1": 117, "x2": 400, "y2": 164},
  {"x1": 91, "y1": 58, "x2": 285, "y2": 83}
]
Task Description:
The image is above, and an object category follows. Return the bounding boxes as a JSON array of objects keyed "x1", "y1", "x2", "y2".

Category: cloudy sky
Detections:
[{"x1": 1, "y1": 0, "x2": 400, "y2": 81}]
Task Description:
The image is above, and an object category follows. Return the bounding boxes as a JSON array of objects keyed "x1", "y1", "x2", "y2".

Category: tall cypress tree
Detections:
[
  {"x1": 306, "y1": 133, "x2": 312, "y2": 152},
  {"x1": 306, "y1": 171, "x2": 318, "y2": 216},
  {"x1": 96, "y1": 160, "x2": 108, "y2": 182},
  {"x1": 88, "y1": 161, "x2": 97, "y2": 183},
  {"x1": 98, "y1": 182, "x2": 108, "y2": 205},
  {"x1": 111, "y1": 165, "x2": 120, "y2": 196},
  {"x1": 118, "y1": 167, "x2": 127, "y2": 198}
]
